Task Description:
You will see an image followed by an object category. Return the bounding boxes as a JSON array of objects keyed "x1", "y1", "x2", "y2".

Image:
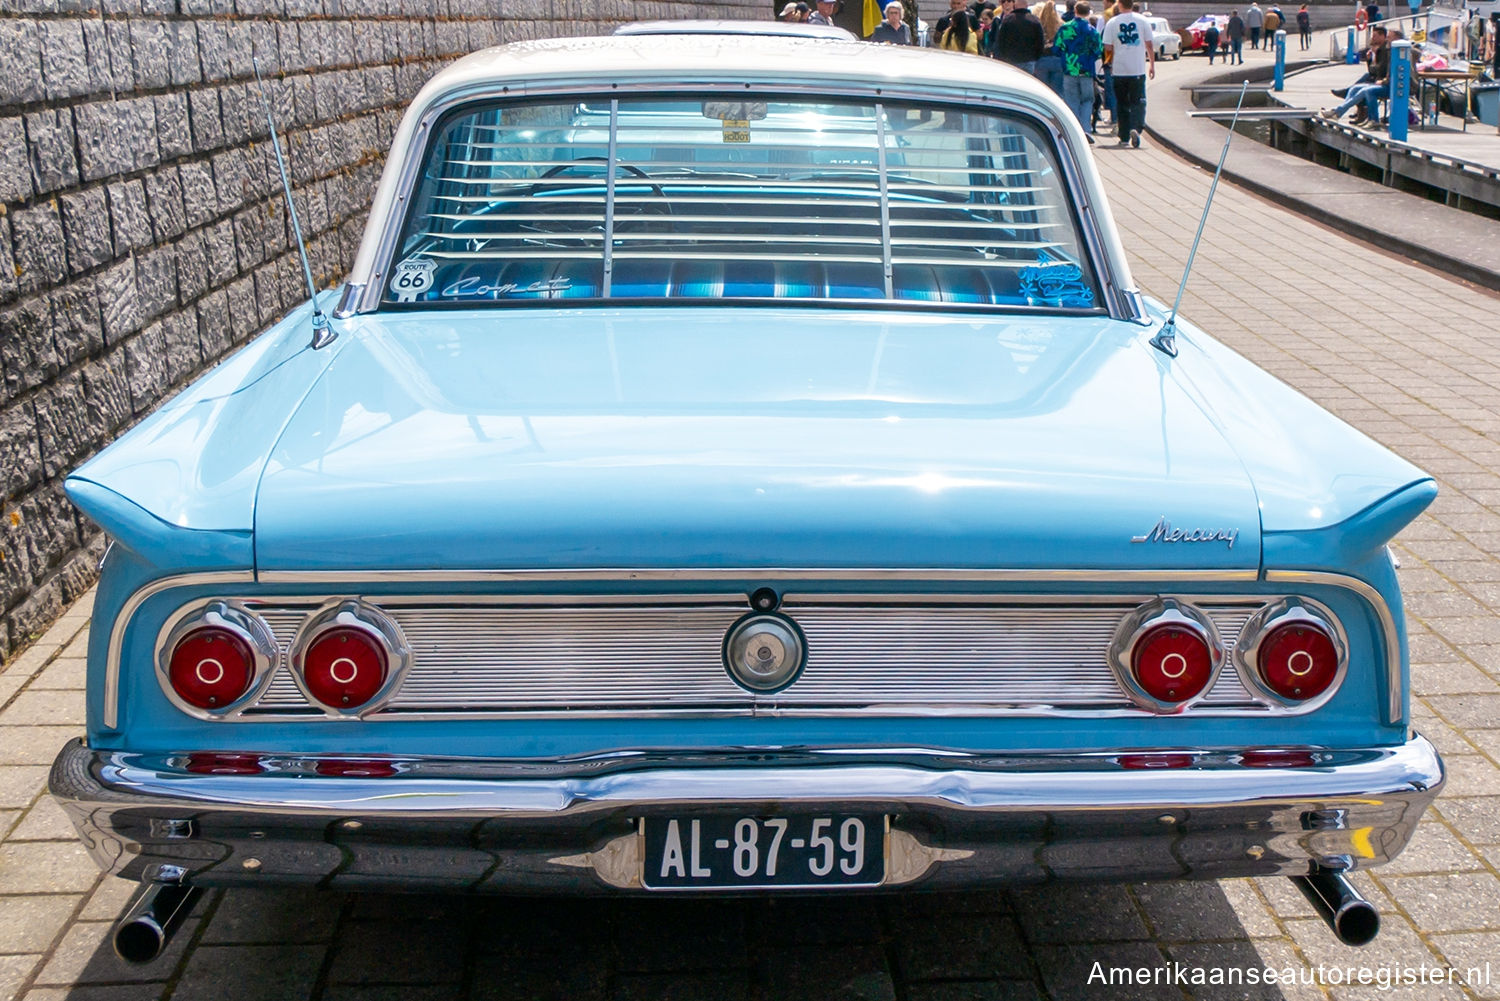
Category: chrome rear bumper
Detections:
[{"x1": 50, "y1": 735, "x2": 1443, "y2": 892}]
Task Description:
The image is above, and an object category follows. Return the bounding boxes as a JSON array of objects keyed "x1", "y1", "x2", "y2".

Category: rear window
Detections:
[{"x1": 385, "y1": 94, "x2": 1101, "y2": 311}]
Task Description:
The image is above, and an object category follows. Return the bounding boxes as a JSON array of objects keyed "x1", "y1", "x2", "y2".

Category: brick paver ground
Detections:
[{"x1": 2, "y1": 81, "x2": 1499, "y2": 1000}]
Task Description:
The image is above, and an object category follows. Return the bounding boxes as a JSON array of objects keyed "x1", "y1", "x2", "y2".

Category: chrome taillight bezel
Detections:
[
  {"x1": 156, "y1": 601, "x2": 280, "y2": 719},
  {"x1": 1107, "y1": 597, "x2": 1226, "y2": 714},
  {"x1": 288, "y1": 599, "x2": 411, "y2": 718},
  {"x1": 1233, "y1": 597, "x2": 1348, "y2": 711}
]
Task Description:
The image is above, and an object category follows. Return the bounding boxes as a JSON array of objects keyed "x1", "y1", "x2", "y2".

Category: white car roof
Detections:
[
  {"x1": 413, "y1": 33, "x2": 1062, "y2": 103},
  {"x1": 614, "y1": 19, "x2": 858, "y2": 40}
]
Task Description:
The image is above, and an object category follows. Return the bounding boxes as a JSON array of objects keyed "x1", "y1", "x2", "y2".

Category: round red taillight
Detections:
[
  {"x1": 168, "y1": 627, "x2": 254, "y2": 710},
  {"x1": 1257, "y1": 622, "x2": 1339, "y2": 701},
  {"x1": 302, "y1": 627, "x2": 388, "y2": 709},
  {"x1": 1131, "y1": 624, "x2": 1214, "y2": 708}
]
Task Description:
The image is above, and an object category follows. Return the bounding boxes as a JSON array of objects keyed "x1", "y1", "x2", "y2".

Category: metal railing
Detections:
[{"x1": 1328, "y1": 8, "x2": 1466, "y2": 62}]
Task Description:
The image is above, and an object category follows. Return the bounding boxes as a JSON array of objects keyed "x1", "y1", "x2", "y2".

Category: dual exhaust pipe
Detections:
[
  {"x1": 108, "y1": 864, "x2": 1380, "y2": 963},
  {"x1": 113, "y1": 878, "x2": 203, "y2": 965},
  {"x1": 1291, "y1": 865, "x2": 1381, "y2": 947}
]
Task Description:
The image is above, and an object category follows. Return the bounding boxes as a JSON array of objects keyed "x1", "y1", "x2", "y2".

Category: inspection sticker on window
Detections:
[
  {"x1": 722, "y1": 120, "x2": 750, "y2": 143},
  {"x1": 389, "y1": 257, "x2": 436, "y2": 302}
]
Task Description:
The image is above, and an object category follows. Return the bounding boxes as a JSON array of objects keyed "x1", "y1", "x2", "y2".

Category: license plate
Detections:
[{"x1": 641, "y1": 813, "x2": 886, "y2": 890}]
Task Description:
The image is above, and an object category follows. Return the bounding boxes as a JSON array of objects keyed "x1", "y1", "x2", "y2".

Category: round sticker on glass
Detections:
[{"x1": 390, "y1": 258, "x2": 436, "y2": 303}]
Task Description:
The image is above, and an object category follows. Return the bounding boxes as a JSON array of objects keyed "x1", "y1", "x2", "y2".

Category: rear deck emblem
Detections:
[{"x1": 1132, "y1": 517, "x2": 1239, "y2": 549}]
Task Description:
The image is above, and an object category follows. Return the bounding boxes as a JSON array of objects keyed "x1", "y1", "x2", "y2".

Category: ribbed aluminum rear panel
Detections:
[{"x1": 249, "y1": 602, "x2": 1260, "y2": 716}]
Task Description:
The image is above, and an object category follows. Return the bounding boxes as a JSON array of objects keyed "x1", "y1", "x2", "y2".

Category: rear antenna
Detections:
[
  {"x1": 253, "y1": 57, "x2": 335, "y2": 350},
  {"x1": 1150, "y1": 81, "x2": 1249, "y2": 359}
]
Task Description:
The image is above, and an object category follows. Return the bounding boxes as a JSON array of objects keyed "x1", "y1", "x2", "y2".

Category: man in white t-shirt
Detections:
[{"x1": 1101, "y1": 0, "x2": 1154, "y2": 147}]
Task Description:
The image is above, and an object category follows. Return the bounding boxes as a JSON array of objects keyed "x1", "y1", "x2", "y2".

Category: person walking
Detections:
[
  {"x1": 995, "y1": 0, "x2": 1046, "y2": 72},
  {"x1": 808, "y1": 0, "x2": 838, "y2": 25},
  {"x1": 1263, "y1": 6, "x2": 1280, "y2": 46},
  {"x1": 1102, "y1": 0, "x2": 1153, "y2": 146},
  {"x1": 1054, "y1": 0, "x2": 1103, "y2": 137},
  {"x1": 1226, "y1": 9, "x2": 1245, "y2": 62},
  {"x1": 1296, "y1": 3, "x2": 1311, "y2": 49},
  {"x1": 1203, "y1": 18, "x2": 1220, "y2": 61},
  {"x1": 1246, "y1": 0, "x2": 1263, "y2": 48}
]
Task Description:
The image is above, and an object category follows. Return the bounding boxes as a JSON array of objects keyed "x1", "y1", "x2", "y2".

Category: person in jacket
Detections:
[
  {"x1": 1322, "y1": 26, "x2": 1391, "y2": 124},
  {"x1": 995, "y1": 0, "x2": 1046, "y2": 70},
  {"x1": 1203, "y1": 18, "x2": 1221, "y2": 62},
  {"x1": 1054, "y1": 0, "x2": 1103, "y2": 136},
  {"x1": 870, "y1": 0, "x2": 915, "y2": 42},
  {"x1": 1226, "y1": 9, "x2": 1245, "y2": 62},
  {"x1": 1246, "y1": 1, "x2": 1263, "y2": 47},
  {"x1": 1101, "y1": 0, "x2": 1153, "y2": 145},
  {"x1": 1263, "y1": 6, "x2": 1281, "y2": 44},
  {"x1": 1296, "y1": 4, "x2": 1312, "y2": 49},
  {"x1": 808, "y1": 0, "x2": 838, "y2": 26}
]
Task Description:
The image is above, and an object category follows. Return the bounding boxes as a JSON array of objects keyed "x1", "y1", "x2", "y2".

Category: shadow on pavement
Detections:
[{"x1": 53, "y1": 880, "x2": 1292, "y2": 1001}]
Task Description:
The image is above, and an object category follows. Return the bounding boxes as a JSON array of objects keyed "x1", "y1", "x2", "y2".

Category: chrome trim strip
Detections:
[
  {"x1": 54, "y1": 734, "x2": 1445, "y2": 817},
  {"x1": 874, "y1": 103, "x2": 894, "y2": 300},
  {"x1": 332, "y1": 282, "x2": 365, "y2": 319},
  {"x1": 355, "y1": 81, "x2": 1131, "y2": 318},
  {"x1": 1265, "y1": 570, "x2": 1403, "y2": 726},
  {"x1": 255, "y1": 568, "x2": 1261, "y2": 584},
  {"x1": 113, "y1": 569, "x2": 1398, "y2": 726},
  {"x1": 601, "y1": 98, "x2": 619, "y2": 298},
  {"x1": 105, "y1": 571, "x2": 257, "y2": 729},
  {"x1": 154, "y1": 596, "x2": 1311, "y2": 721}
]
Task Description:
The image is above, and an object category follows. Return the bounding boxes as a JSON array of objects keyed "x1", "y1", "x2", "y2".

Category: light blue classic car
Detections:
[{"x1": 52, "y1": 31, "x2": 1441, "y2": 960}]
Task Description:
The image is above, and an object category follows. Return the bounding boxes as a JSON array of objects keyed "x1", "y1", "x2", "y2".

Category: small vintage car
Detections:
[{"x1": 52, "y1": 31, "x2": 1442, "y2": 960}]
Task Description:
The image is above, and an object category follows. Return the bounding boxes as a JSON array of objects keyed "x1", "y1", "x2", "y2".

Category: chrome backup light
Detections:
[
  {"x1": 158, "y1": 602, "x2": 278, "y2": 717},
  {"x1": 723, "y1": 613, "x2": 806, "y2": 693},
  {"x1": 289, "y1": 600, "x2": 411, "y2": 717},
  {"x1": 1234, "y1": 598, "x2": 1347, "y2": 709},
  {"x1": 1107, "y1": 598, "x2": 1225, "y2": 714}
]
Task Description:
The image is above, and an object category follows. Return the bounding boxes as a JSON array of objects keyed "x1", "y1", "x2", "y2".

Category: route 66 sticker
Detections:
[{"x1": 389, "y1": 258, "x2": 435, "y2": 303}]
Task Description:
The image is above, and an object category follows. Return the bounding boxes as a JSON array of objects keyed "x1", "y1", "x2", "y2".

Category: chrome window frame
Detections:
[{"x1": 342, "y1": 80, "x2": 1137, "y2": 320}]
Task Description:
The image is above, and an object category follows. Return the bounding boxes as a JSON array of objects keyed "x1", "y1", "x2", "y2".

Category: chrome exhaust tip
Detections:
[
  {"x1": 1290, "y1": 865, "x2": 1380, "y2": 946},
  {"x1": 113, "y1": 879, "x2": 202, "y2": 964}
]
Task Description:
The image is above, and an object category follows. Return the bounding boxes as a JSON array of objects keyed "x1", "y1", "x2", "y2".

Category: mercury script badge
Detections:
[{"x1": 1131, "y1": 517, "x2": 1239, "y2": 550}]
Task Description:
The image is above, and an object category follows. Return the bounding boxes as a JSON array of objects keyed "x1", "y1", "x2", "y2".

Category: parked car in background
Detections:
[
  {"x1": 1182, "y1": 12, "x2": 1230, "y2": 49},
  {"x1": 52, "y1": 31, "x2": 1442, "y2": 963},
  {"x1": 1144, "y1": 14, "x2": 1183, "y2": 57}
]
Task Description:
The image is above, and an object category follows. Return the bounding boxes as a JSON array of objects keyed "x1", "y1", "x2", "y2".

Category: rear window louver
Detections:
[{"x1": 388, "y1": 97, "x2": 1100, "y2": 310}]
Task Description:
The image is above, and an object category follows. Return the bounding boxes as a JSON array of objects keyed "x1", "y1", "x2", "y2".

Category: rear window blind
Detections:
[{"x1": 387, "y1": 95, "x2": 1100, "y2": 310}]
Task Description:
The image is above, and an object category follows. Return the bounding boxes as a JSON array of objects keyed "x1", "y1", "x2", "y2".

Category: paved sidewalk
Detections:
[{"x1": 2, "y1": 137, "x2": 1500, "y2": 1000}]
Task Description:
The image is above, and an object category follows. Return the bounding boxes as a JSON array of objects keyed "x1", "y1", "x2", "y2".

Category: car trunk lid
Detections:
[{"x1": 252, "y1": 308, "x2": 1263, "y2": 573}]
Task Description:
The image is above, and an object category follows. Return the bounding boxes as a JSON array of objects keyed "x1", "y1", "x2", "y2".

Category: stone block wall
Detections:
[{"x1": 0, "y1": 0, "x2": 762, "y2": 662}]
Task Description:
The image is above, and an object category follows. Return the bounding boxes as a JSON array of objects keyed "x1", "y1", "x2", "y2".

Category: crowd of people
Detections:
[{"x1": 777, "y1": 0, "x2": 1161, "y2": 146}]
